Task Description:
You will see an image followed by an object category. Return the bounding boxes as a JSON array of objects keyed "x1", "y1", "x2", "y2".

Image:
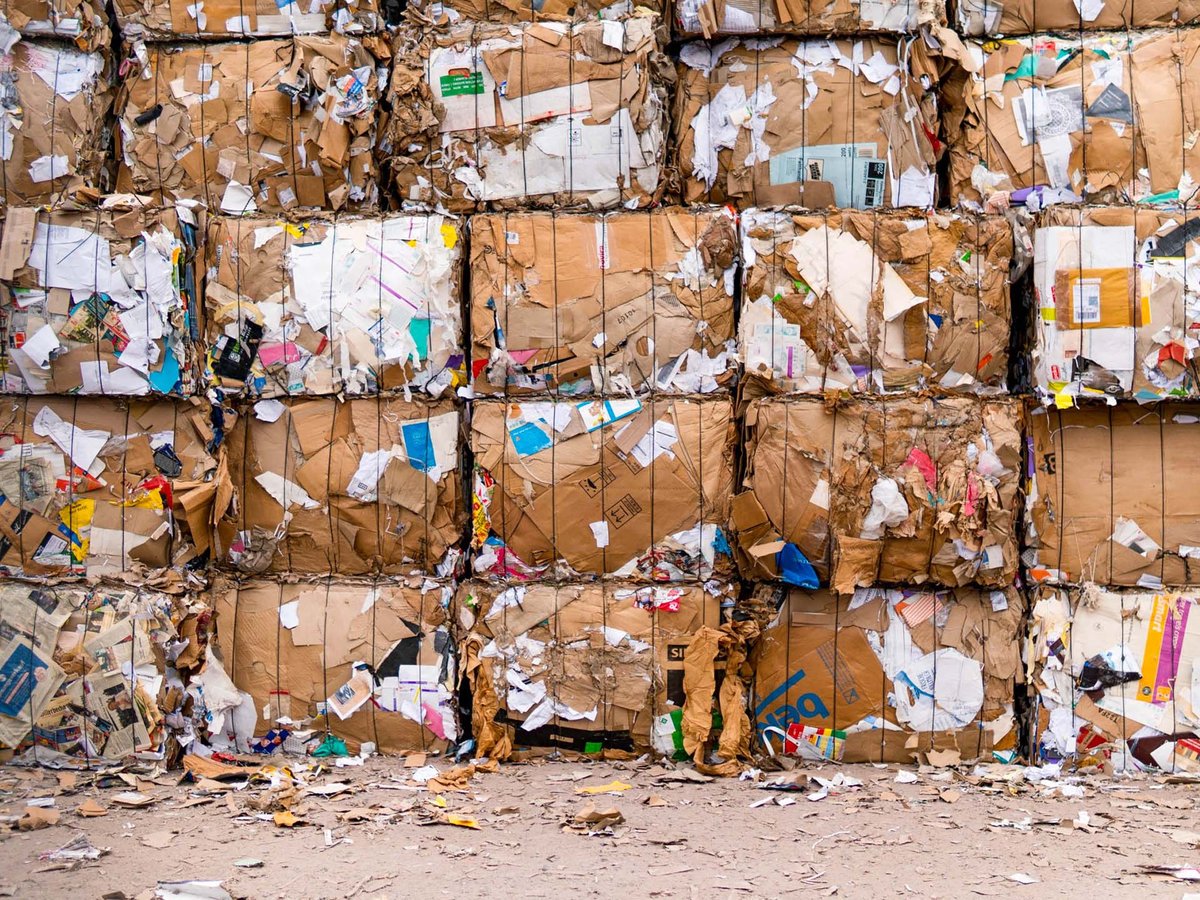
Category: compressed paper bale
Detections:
[
  {"x1": 1, "y1": 0, "x2": 110, "y2": 49},
  {"x1": 673, "y1": 0, "x2": 945, "y2": 39},
  {"x1": 111, "y1": 0, "x2": 383, "y2": 40},
  {"x1": 956, "y1": 0, "x2": 1200, "y2": 36},
  {"x1": 402, "y1": 0, "x2": 658, "y2": 24}
]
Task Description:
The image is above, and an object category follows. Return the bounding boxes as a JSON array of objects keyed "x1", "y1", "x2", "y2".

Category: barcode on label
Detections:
[{"x1": 863, "y1": 161, "x2": 886, "y2": 208}]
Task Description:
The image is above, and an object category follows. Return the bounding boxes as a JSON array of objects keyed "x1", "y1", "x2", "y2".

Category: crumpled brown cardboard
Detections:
[
  {"x1": 944, "y1": 30, "x2": 1200, "y2": 208},
  {"x1": 1027, "y1": 584, "x2": 1200, "y2": 772},
  {"x1": 469, "y1": 396, "x2": 734, "y2": 581},
  {"x1": 750, "y1": 582, "x2": 1024, "y2": 763},
  {"x1": 737, "y1": 396, "x2": 1022, "y2": 589},
  {"x1": 1025, "y1": 403, "x2": 1200, "y2": 588},
  {"x1": 215, "y1": 395, "x2": 463, "y2": 576},
  {"x1": 956, "y1": 0, "x2": 1199, "y2": 36},
  {"x1": 740, "y1": 208, "x2": 1013, "y2": 394},
  {"x1": 673, "y1": 37, "x2": 940, "y2": 209},
  {"x1": 211, "y1": 575, "x2": 457, "y2": 754},
  {"x1": 454, "y1": 579, "x2": 730, "y2": 759},
  {"x1": 381, "y1": 19, "x2": 669, "y2": 211},
  {"x1": 1030, "y1": 205, "x2": 1200, "y2": 404},
  {"x1": 674, "y1": 0, "x2": 944, "y2": 38},
  {"x1": 0, "y1": 2, "x2": 110, "y2": 50},
  {"x1": 204, "y1": 212, "x2": 463, "y2": 398},
  {"x1": 0, "y1": 395, "x2": 220, "y2": 580},
  {"x1": 111, "y1": 0, "x2": 382, "y2": 40},
  {"x1": 0, "y1": 39, "x2": 112, "y2": 205},
  {"x1": 469, "y1": 207, "x2": 737, "y2": 396},
  {"x1": 0, "y1": 199, "x2": 203, "y2": 396},
  {"x1": 115, "y1": 36, "x2": 387, "y2": 213}
]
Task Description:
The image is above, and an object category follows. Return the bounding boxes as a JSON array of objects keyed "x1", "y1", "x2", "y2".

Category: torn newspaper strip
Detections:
[
  {"x1": 205, "y1": 213, "x2": 462, "y2": 398},
  {"x1": 0, "y1": 396, "x2": 221, "y2": 581},
  {"x1": 751, "y1": 583, "x2": 1023, "y2": 764},
  {"x1": 212, "y1": 576, "x2": 457, "y2": 754},
  {"x1": 673, "y1": 37, "x2": 940, "y2": 209},
  {"x1": 470, "y1": 208, "x2": 737, "y2": 396},
  {"x1": 1028, "y1": 585, "x2": 1200, "y2": 773},
  {"x1": 740, "y1": 208, "x2": 1012, "y2": 394},
  {"x1": 216, "y1": 396, "x2": 463, "y2": 576},
  {"x1": 1032, "y1": 206, "x2": 1200, "y2": 404},
  {"x1": 115, "y1": 36, "x2": 386, "y2": 213},
  {"x1": 0, "y1": 199, "x2": 202, "y2": 396},
  {"x1": 0, "y1": 39, "x2": 112, "y2": 205},
  {"x1": 457, "y1": 578, "x2": 730, "y2": 759},
  {"x1": 470, "y1": 396, "x2": 735, "y2": 581},
  {"x1": 674, "y1": 0, "x2": 945, "y2": 38},
  {"x1": 956, "y1": 0, "x2": 1200, "y2": 36},
  {"x1": 0, "y1": 2, "x2": 109, "y2": 50},
  {"x1": 111, "y1": 0, "x2": 383, "y2": 40},
  {"x1": 736, "y1": 396, "x2": 1022, "y2": 590},
  {"x1": 945, "y1": 30, "x2": 1200, "y2": 208},
  {"x1": 1025, "y1": 403, "x2": 1200, "y2": 588},
  {"x1": 382, "y1": 19, "x2": 668, "y2": 211}
]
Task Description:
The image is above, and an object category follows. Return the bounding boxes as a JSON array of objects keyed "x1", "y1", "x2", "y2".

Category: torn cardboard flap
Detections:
[
  {"x1": 205, "y1": 213, "x2": 462, "y2": 398},
  {"x1": 674, "y1": 0, "x2": 945, "y2": 38},
  {"x1": 470, "y1": 208, "x2": 737, "y2": 396},
  {"x1": 111, "y1": 0, "x2": 382, "y2": 40}
]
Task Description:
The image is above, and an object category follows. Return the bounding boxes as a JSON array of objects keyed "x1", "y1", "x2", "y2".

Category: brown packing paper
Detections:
[
  {"x1": 470, "y1": 396, "x2": 734, "y2": 581},
  {"x1": 211, "y1": 576, "x2": 457, "y2": 754},
  {"x1": 674, "y1": 0, "x2": 945, "y2": 37},
  {"x1": 750, "y1": 583, "x2": 1024, "y2": 764},
  {"x1": 381, "y1": 20, "x2": 668, "y2": 211},
  {"x1": 740, "y1": 208, "x2": 1013, "y2": 394},
  {"x1": 736, "y1": 396, "x2": 1022, "y2": 589},
  {"x1": 216, "y1": 396, "x2": 463, "y2": 576},
  {"x1": 956, "y1": 0, "x2": 1200, "y2": 36},
  {"x1": 454, "y1": 579, "x2": 730, "y2": 759},
  {"x1": 470, "y1": 208, "x2": 737, "y2": 396},
  {"x1": 673, "y1": 38, "x2": 940, "y2": 209},
  {"x1": 112, "y1": 0, "x2": 383, "y2": 40}
]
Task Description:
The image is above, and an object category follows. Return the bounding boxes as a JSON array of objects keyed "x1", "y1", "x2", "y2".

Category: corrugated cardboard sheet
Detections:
[
  {"x1": 402, "y1": 0, "x2": 653, "y2": 24},
  {"x1": 0, "y1": 40, "x2": 111, "y2": 205},
  {"x1": 0, "y1": 581, "x2": 207, "y2": 759},
  {"x1": 112, "y1": 0, "x2": 382, "y2": 40},
  {"x1": 1028, "y1": 585, "x2": 1200, "y2": 772},
  {"x1": 213, "y1": 576, "x2": 457, "y2": 754},
  {"x1": 944, "y1": 30, "x2": 1200, "y2": 207},
  {"x1": 956, "y1": 0, "x2": 1199, "y2": 36},
  {"x1": 469, "y1": 208, "x2": 737, "y2": 396},
  {"x1": 0, "y1": 201, "x2": 202, "y2": 396},
  {"x1": 205, "y1": 213, "x2": 462, "y2": 398},
  {"x1": 1032, "y1": 205, "x2": 1200, "y2": 404},
  {"x1": 737, "y1": 396, "x2": 1022, "y2": 590},
  {"x1": 456, "y1": 579, "x2": 729, "y2": 759},
  {"x1": 0, "y1": 396, "x2": 220, "y2": 581},
  {"x1": 750, "y1": 583, "x2": 1023, "y2": 763},
  {"x1": 673, "y1": 38, "x2": 940, "y2": 208},
  {"x1": 216, "y1": 396, "x2": 463, "y2": 576},
  {"x1": 382, "y1": 20, "x2": 668, "y2": 210},
  {"x1": 740, "y1": 208, "x2": 1012, "y2": 394},
  {"x1": 1025, "y1": 404, "x2": 1200, "y2": 588},
  {"x1": 115, "y1": 36, "x2": 387, "y2": 213},
  {"x1": 674, "y1": 0, "x2": 944, "y2": 38},
  {"x1": 1, "y1": 1, "x2": 109, "y2": 50},
  {"x1": 470, "y1": 397, "x2": 735, "y2": 581}
]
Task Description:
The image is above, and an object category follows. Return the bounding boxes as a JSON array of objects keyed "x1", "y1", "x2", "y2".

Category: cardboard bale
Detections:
[
  {"x1": 1, "y1": 1, "x2": 109, "y2": 50},
  {"x1": 0, "y1": 581, "x2": 205, "y2": 759},
  {"x1": 456, "y1": 578, "x2": 731, "y2": 758},
  {"x1": 736, "y1": 396, "x2": 1022, "y2": 590},
  {"x1": 1032, "y1": 206, "x2": 1200, "y2": 404},
  {"x1": 740, "y1": 208, "x2": 1012, "y2": 394},
  {"x1": 1028, "y1": 585, "x2": 1200, "y2": 772},
  {"x1": 112, "y1": 0, "x2": 382, "y2": 40},
  {"x1": 470, "y1": 396, "x2": 735, "y2": 581},
  {"x1": 673, "y1": 38, "x2": 940, "y2": 209},
  {"x1": 0, "y1": 39, "x2": 112, "y2": 205},
  {"x1": 1, "y1": 200, "x2": 203, "y2": 397},
  {"x1": 0, "y1": 395, "x2": 220, "y2": 580},
  {"x1": 1025, "y1": 403, "x2": 1200, "y2": 588},
  {"x1": 216, "y1": 396, "x2": 463, "y2": 576},
  {"x1": 956, "y1": 0, "x2": 1200, "y2": 36},
  {"x1": 469, "y1": 208, "x2": 737, "y2": 397},
  {"x1": 381, "y1": 20, "x2": 668, "y2": 212},
  {"x1": 115, "y1": 36, "x2": 386, "y2": 214},
  {"x1": 205, "y1": 212, "x2": 462, "y2": 398},
  {"x1": 944, "y1": 30, "x2": 1200, "y2": 208},
  {"x1": 404, "y1": 0, "x2": 654, "y2": 23},
  {"x1": 212, "y1": 576, "x2": 456, "y2": 754},
  {"x1": 674, "y1": 0, "x2": 945, "y2": 38},
  {"x1": 750, "y1": 582, "x2": 1023, "y2": 764}
]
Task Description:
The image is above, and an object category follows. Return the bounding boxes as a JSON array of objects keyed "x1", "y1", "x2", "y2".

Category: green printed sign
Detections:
[{"x1": 440, "y1": 71, "x2": 484, "y2": 97}]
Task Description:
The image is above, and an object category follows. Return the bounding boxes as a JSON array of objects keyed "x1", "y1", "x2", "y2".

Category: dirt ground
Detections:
[{"x1": 0, "y1": 755, "x2": 1198, "y2": 899}]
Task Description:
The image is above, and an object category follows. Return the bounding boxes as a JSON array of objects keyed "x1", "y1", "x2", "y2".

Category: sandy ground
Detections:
[{"x1": 0, "y1": 755, "x2": 1198, "y2": 899}]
